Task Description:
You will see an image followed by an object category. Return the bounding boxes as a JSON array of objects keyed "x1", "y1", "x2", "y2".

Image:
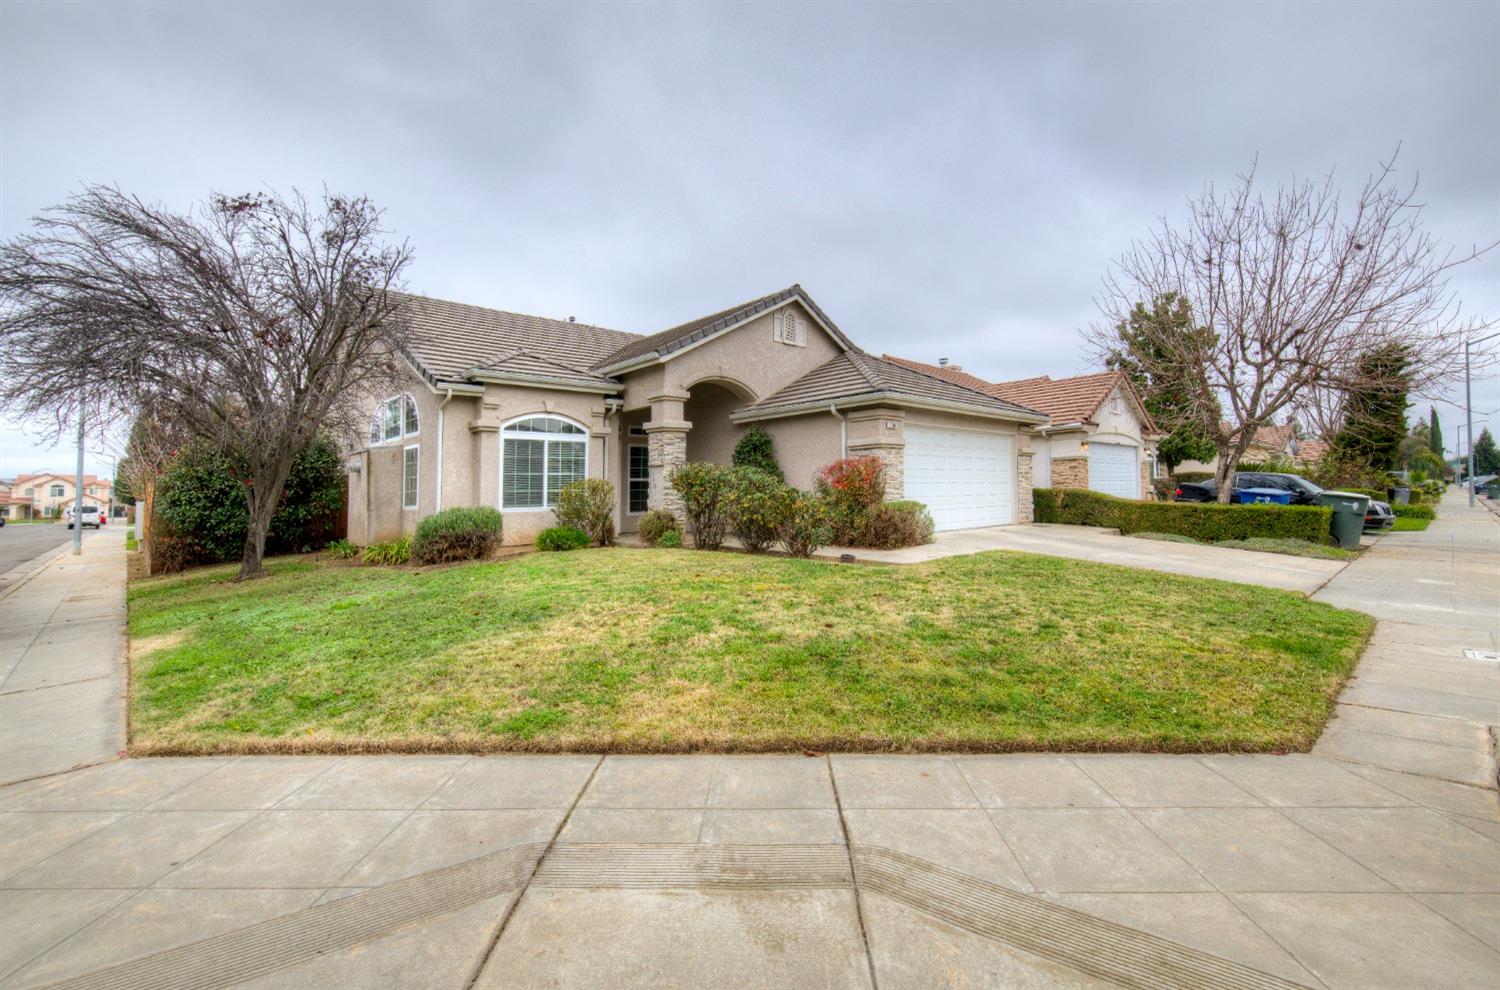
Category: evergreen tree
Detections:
[
  {"x1": 1475, "y1": 428, "x2": 1500, "y2": 476},
  {"x1": 1329, "y1": 344, "x2": 1412, "y2": 472},
  {"x1": 1106, "y1": 293, "x2": 1217, "y2": 473},
  {"x1": 1429, "y1": 407, "x2": 1443, "y2": 458}
]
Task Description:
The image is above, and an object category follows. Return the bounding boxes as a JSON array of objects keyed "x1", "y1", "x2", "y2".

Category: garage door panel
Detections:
[
  {"x1": 1088, "y1": 442, "x2": 1139, "y2": 499},
  {"x1": 903, "y1": 425, "x2": 1014, "y2": 531}
]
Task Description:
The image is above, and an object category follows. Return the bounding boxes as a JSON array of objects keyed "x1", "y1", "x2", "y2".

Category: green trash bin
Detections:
[{"x1": 1318, "y1": 491, "x2": 1370, "y2": 549}]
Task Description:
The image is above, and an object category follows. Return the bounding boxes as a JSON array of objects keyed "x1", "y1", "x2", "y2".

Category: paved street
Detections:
[
  {"x1": 0, "y1": 493, "x2": 1495, "y2": 989},
  {"x1": 0, "y1": 525, "x2": 74, "y2": 590}
]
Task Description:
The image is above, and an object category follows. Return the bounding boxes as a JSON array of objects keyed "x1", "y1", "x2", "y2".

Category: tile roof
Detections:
[
  {"x1": 1295, "y1": 436, "x2": 1331, "y2": 461},
  {"x1": 880, "y1": 355, "x2": 1000, "y2": 395},
  {"x1": 740, "y1": 352, "x2": 1046, "y2": 420},
  {"x1": 594, "y1": 285, "x2": 853, "y2": 369},
  {"x1": 391, "y1": 292, "x2": 640, "y2": 386},
  {"x1": 989, "y1": 371, "x2": 1127, "y2": 426}
]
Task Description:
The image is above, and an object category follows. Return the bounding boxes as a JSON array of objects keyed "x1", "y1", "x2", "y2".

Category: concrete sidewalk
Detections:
[
  {"x1": 0, "y1": 498, "x2": 1495, "y2": 989},
  {"x1": 0, "y1": 528, "x2": 126, "y2": 786}
]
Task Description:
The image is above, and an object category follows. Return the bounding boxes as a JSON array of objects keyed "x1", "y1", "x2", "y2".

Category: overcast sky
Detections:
[{"x1": 2, "y1": 0, "x2": 1496, "y2": 477}]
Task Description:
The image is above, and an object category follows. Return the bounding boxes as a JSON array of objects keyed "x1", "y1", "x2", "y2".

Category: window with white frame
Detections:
[
  {"x1": 49, "y1": 484, "x2": 65, "y2": 497},
  {"x1": 371, "y1": 394, "x2": 419, "y2": 445},
  {"x1": 502, "y1": 415, "x2": 587, "y2": 510},
  {"x1": 402, "y1": 445, "x2": 419, "y2": 509},
  {"x1": 628, "y1": 445, "x2": 649, "y2": 513}
]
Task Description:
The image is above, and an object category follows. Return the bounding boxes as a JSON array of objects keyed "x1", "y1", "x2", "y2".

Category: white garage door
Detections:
[
  {"x1": 904, "y1": 425, "x2": 1014, "y2": 531},
  {"x1": 1088, "y1": 442, "x2": 1140, "y2": 499}
]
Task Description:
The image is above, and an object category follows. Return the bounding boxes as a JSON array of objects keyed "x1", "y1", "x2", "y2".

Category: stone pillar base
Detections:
[{"x1": 1017, "y1": 448, "x2": 1035, "y2": 523}]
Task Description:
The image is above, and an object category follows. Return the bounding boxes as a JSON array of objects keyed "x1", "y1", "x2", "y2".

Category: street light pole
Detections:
[
  {"x1": 73, "y1": 399, "x2": 85, "y2": 556},
  {"x1": 1466, "y1": 331, "x2": 1500, "y2": 507}
]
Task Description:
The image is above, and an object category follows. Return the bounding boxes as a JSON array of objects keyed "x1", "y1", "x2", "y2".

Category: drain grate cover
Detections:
[{"x1": 1462, "y1": 649, "x2": 1499, "y2": 663}]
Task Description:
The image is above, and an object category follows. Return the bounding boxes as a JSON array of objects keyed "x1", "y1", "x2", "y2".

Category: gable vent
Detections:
[{"x1": 776, "y1": 310, "x2": 806, "y2": 346}]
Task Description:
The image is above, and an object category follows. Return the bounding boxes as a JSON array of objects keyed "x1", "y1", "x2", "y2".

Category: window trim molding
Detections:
[
  {"x1": 401, "y1": 444, "x2": 420, "y2": 510},
  {"x1": 499, "y1": 413, "x2": 590, "y2": 513}
]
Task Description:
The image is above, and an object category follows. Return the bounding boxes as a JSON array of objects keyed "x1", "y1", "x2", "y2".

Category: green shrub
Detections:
[
  {"x1": 816, "y1": 456, "x2": 886, "y2": 544},
  {"x1": 363, "y1": 537, "x2": 411, "y2": 565},
  {"x1": 1392, "y1": 503, "x2": 1435, "y2": 520},
  {"x1": 155, "y1": 435, "x2": 345, "y2": 565},
  {"x1": 326, "y1": 538, "x2": 360, "y2": 559},
  {"x1": 732, "y1": 425, "x2": 783, "y2": 482},
  {"x1": 670, "y1": 462, "x2": 732, "y2": 550},
  {"x1": 410, "y1": 506, "x2": 504, "y2": 564},
  {"x1": 778, "y1": 491, "x2": 831, "y2": 558},
  {"x1": 723, "y1": 467, "x2": 791, "y2": 554},
  {"x1": 1344, "y1": 487, "x2": 1387, "y2": 502},
  {"x1": 658, "y1": 529, "x2": 683, "y2": 548},
  {"x1": 536, "y1": 526, "x2": 591, "y2": 551},
  {"x1": 1032, "y1": 487, "x2": 1332, "y2": 543},
  {"x1": 1172, "y1": 471, "x2": 1214, "y2": 483},
  {"x1": 637, "y1": 509, "x2": 681, "y2": 547},
  {"x1": 861, "y1": 500, "x2": 935, "y2": 549},
  {"x1": 554, "y1": 478, "x2": 615, "y2": 545}
]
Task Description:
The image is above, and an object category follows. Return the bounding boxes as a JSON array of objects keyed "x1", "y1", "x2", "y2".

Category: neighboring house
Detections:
[
  {"x1": 348, "y1": 285, "x2": 1049, "y2": 545},
  {"x1": 1293, "y1": 436, "x2": 1330, "y2": 467},
  {"x1": 882, "y1": 360, "x2": 1160, "y2": 501},
  {"x1": 1175, "y1": 423, "x2": 1299, "y2": 476},
  {"x1": 7, "y1": 473, "x2": 113, "y2": 518}
]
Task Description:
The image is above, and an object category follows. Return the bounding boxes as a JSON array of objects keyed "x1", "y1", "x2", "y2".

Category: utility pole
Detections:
[{"x1": 73, "y1": 399, "x2": 85, "y2": 555}]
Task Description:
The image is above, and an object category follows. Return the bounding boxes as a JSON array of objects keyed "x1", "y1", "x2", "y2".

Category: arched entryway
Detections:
[{"x1": 683, "y1": 378, "x2": 756, "y2": 465}]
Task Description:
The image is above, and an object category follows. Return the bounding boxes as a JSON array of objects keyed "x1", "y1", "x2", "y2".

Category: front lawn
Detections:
[
  {"x1": 127, "y1": 549, "x2": 1373, "y2": 754},
  {"x1": 1131, "y1": 532, "x2": 1356, "y2": 561},
  {"x1": 1392, "y1": 516, "x2": 1430, "y2": 532}
]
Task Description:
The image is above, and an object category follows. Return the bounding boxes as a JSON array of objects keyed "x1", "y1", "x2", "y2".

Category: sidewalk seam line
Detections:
[
  {"x1": 826, "y1": 754, "x2": 881, "y2": 990},
  {"x1": 461, "y1": 753, "x2": 604, "y2": 990}
]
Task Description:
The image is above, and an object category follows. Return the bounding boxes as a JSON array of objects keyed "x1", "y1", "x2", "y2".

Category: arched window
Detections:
[
  {"x1": 501, "y1": 415, "x2": 587, "y2": 510},
  {"x1": 371, "y1": 394, "x2": 419, "y2": 444}
]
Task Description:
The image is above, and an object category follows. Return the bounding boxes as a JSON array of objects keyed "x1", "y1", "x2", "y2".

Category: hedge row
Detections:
[
  {"x1": 1393, "y1": 503, "x2": 1435, "y2": 520},
  {"x1": 1033, "y1": 488, "x2": 1333, "y2": 543}
]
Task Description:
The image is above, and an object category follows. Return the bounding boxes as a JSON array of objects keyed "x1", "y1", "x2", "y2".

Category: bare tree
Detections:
[
  {"x1": 1088, "y1": 153, "x2": 1494, "y2": 501},
  {"x1": 0, "y1": 187, "x2": 412, "y2": 578}
]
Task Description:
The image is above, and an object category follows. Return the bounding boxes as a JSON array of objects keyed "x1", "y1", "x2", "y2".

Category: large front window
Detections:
[
  {"x1": 502, "y1": 415, "x2": 587, "y2": 510},
  {"x1": 371, "y1": 394, "x2": 419, "y2": 445},
  {"x1": 628, "y1": 445, "x2": 649, "y2": 513}
]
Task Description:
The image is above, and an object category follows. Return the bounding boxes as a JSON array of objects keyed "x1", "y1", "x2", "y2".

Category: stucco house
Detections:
[
  {"x1": 1174, "y1": 422, "x2": 1300, "y2": 476},
  {"x1": 3, "y1": 474, "x2": 113, "y2": 519},
  {"x1": 348, "y1": 285, "x2": 1052, "y2": 546},
  {"x1": 882, "y1": 360, "x2": 1160, "y2": 500}
]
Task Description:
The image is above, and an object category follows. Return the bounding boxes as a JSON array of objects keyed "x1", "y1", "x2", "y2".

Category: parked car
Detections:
[
  {"x1": 65, "y1": 505, "x2": 103, "y2": 530},
  {"x1": 1173, "y1": 472, "x2": 1394, "y2": 531}
]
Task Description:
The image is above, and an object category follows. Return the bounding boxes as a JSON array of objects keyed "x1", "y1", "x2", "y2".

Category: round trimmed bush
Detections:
[
  {"x1": 637, "y1": 509, "x2": 681, "y2": 547},
  {"x1": 411, "y1": 506, "x2": 504, "y2": 564},
  {"x1": 778, "y1": 491, "x2": 831, "y2": 558},
  {"x1": 536, "y1": 526, "x2": 591, "y2": 551},
  {"x1": 669, "y1": 462, "x2": 732, "y2": 550},
  {"x1": 657, "y1": 529, "x2": 683, "y2": 548},
  {"x1": 723, "y1": 467, "x2": 790, "y2": 554}
]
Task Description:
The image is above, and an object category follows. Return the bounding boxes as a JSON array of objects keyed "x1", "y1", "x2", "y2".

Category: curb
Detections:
[{"x1": 0, "y1": 539, "x2": 75, "y2": 603}]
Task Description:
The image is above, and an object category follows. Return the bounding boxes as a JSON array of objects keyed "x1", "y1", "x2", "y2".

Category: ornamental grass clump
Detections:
[
  {"x1": 554, "y1": 479, "x2": 615, "y2": 546},
  {"x1": 670, "y1": 462, "x2": 732, "y2": 550},
  {"x1": 362, "y1": 536, "x2": 410, "y2": 565},
  {"x1": 410, "y1": 506, "x2": 504, "y2": 564}
]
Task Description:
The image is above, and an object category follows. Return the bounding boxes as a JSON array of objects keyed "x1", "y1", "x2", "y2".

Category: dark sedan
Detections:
[{"x1": 1174, "y1": 471, "x2": 1394, "y2": 531}]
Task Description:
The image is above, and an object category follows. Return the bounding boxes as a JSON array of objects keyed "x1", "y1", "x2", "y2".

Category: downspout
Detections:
[
  {"x1": 829, "y1": 403, "x2": 846, "y2": 459},
  {"x1": 435, "y1": 388, "x2": 453, "y2": 511}
]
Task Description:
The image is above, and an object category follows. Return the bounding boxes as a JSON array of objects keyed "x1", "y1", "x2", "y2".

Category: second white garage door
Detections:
[
  {"x1": 903, "y1": 425, "x2": 1014, "y2": 531},
  {"x1": 1088, "y1": 441, "x2": 1140, "y2": 499}
]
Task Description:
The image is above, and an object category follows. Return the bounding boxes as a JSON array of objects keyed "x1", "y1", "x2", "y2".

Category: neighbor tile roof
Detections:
[
  {"x1": 742, "y1": 352, "x2": 1046, "y2": 420},
  {"x1": 594, "y1": 284, "x2": 852, "y2": 369},
  {"x1": 392, "y1": 292, "x2": 640, "y2": 386},
  {"x1": 1295, "y1": 436, "x2": 1330, "y2": 461},
  {"x1": 989, "y1": 371, "x2": 1127, "y2": 426}
]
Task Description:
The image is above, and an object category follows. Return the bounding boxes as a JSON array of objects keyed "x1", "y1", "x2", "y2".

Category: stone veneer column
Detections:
[
  {"x1": 845, "y1": 409, "x2": 905, "y2": 500},
  {"x1": 1016, "y1": 447, "x2": 1034, "y2": 523},
  {"x1": 1050, "y1": 456, "x2": 1089, "y2": 490},
  {"x1": 1140, "y1": 459, "x2": 1155, "y2": 501},
  {"x1": 645, "y1": 391, "x2": 691, "y2": 520}
]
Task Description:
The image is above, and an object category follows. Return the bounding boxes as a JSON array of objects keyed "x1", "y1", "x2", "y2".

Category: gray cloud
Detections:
[{"x1": 2, "y1": 0, "x2": 1496, "y2": 474}]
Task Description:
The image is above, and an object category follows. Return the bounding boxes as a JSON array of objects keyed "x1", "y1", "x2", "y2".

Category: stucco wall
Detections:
[
  {"x1": 761, "y1": 413, "x2": 844, "y2": 491},
  {"x1": 618, "y1": 301, "x2": 842, "y2": 412},
  {"x1": 683, "y1": 383, "x2": 744, "y2": 466}
]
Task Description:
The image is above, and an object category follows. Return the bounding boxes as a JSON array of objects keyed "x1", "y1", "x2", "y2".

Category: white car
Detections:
[{"x1": 66, "y1": 505, "x2": 103, "y2": 529}]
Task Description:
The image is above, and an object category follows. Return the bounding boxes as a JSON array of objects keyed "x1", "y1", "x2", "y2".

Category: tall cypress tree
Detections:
[
  {"x1": 1428, "y1": 407, "x2": 1443, "y2": 457},
  {"x1": 1329, "y1": 344, "x2": 1412, "y2": 472}
]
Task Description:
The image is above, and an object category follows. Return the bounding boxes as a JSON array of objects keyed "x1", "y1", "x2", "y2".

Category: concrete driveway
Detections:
[
  {"x1": 0, "y1": 494, "x2": 1495, "y2": 989},
  {"x1": 821, "y1": 522, "x2": 1348, "y2": 593}
]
